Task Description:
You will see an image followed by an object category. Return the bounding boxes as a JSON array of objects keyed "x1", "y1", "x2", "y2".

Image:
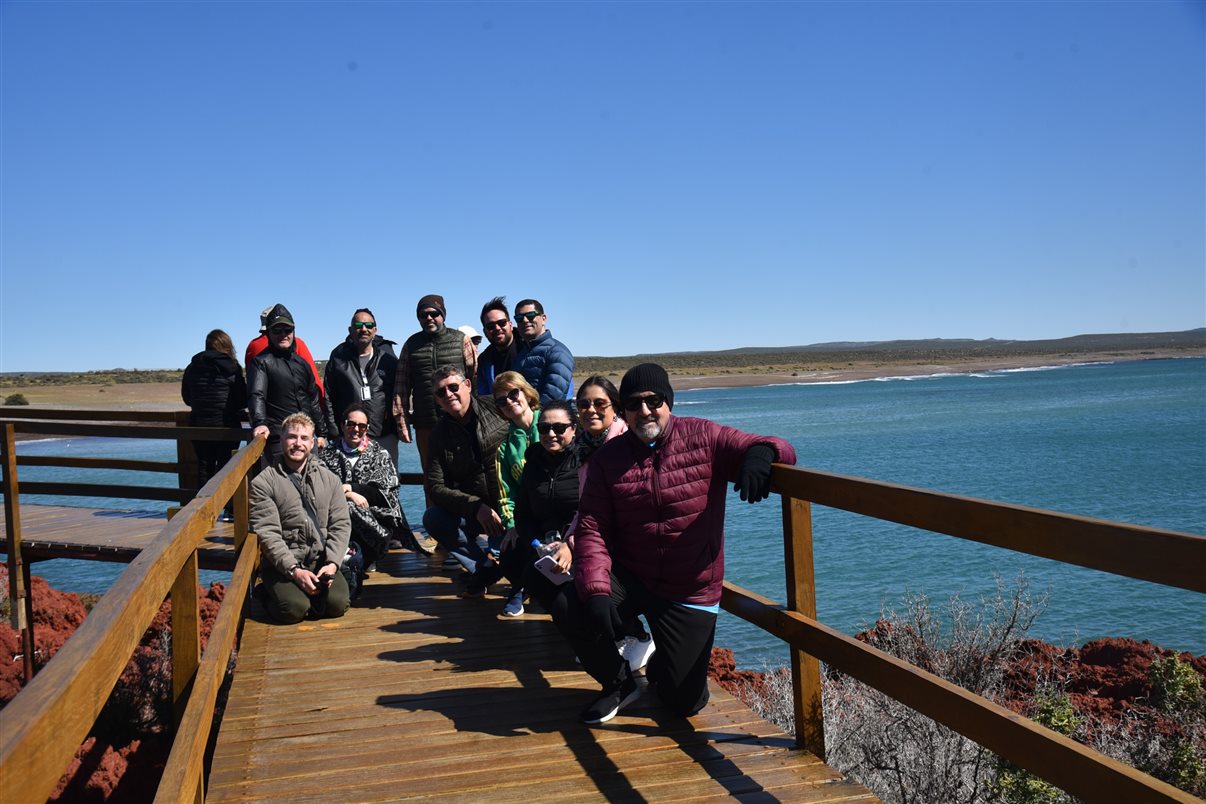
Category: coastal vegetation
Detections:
[{"x1": 726, "y1": 577, "x2": 1206, "y2": 802}]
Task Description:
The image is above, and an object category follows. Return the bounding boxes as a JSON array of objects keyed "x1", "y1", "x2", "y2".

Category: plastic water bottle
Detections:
[{"x1": 531, "y1": 529, "x2": 562, "y2": 557}]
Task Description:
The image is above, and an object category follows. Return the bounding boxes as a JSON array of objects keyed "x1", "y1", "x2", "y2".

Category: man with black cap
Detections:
[
  {"x1": 392, "y1": 294, "x2": 477, "y2": 480},
  {"x1": 248, "y1": 304, "x2": 337, "y2": 463},
  {"x1": 567, "y1": 362, "x2": 797, "y2": 724}
]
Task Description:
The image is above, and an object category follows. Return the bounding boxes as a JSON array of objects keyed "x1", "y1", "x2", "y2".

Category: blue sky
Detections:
[{"x1": 1, "y1": 1, "x2": 1202, "y2": 372}]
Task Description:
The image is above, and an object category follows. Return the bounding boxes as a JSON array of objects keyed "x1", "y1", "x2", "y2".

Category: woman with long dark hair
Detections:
[{"x1": 182, "y1": 329, "x2": 247, "y2": 515}]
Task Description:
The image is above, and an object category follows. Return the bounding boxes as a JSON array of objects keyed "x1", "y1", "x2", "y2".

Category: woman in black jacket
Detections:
[{"x1": 181, "y1": 329, "x2": 247, "y2": 502}]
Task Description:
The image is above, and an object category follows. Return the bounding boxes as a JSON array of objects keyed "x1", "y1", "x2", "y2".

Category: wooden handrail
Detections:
[
  {"x1": 0, "y1": 437, "x2": 264, "y2": 804},
  {"x1": 16, "y1": 481, "x2": 194, "y2": 503},
  {"x1": 16, "y1": 455, "x2": 180, "y2": 473},
  {"x1": 772, "y1": 466, "x2": 1206, "y2": 593},
  {"x1": 0, "y1": 408, "x2": 183, "y2": 422},
  {"x1": 720, "y1": 582, "x2": 1197, "y2": 803},
  {"x1": 0, "y1": 419, "x2": 247, "y2": 441},
  {"x1": 155, "y1": 533, "x2": 259, "y2": 803}
]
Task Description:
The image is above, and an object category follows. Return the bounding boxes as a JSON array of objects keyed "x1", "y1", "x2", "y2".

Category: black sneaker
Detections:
[{"x1": 580, "y1": 672, "x2": 641, "y2": 724}]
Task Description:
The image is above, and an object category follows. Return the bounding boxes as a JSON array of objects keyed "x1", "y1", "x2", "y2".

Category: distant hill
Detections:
[
  {"x1": 1, "y1": 329, "x2": 1203, "y2": 388},
  {"x1": 575, "y1": 328, "x2": 1206, "y2": 375}
]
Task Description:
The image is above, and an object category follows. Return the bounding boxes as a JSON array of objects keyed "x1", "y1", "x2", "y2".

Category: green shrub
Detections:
[
  {"x1": 3, "y1": 393, "x2": 29, "y2": 406},
  {"x1": 1150, "y1": 655, "x2": 1204, "y2": 713}
]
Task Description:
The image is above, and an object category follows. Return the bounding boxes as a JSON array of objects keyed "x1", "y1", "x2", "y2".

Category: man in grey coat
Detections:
[{"x1": 250, "y1": 412, "x2": 352, "y2": 623}]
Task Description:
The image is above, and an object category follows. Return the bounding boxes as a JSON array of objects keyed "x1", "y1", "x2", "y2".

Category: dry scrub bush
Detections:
[{"x1": 742, "y1": 574, "x2": 1049, "y2": 803}]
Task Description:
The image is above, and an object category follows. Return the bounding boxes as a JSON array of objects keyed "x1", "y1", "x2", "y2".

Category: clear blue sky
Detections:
[{"x1": 1, "y1": 1, "x2": 1202, "y2": 372}]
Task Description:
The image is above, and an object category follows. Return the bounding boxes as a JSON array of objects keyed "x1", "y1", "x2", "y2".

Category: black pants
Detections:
[
  {"x1": 550, "y1": 564, "x2": 716, "y2": 717},
  {"x1": 195, "y1": 440, "x2": 240, "y2": 488}
]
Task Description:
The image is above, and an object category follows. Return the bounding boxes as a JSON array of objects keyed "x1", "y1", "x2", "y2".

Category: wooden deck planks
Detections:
[
  {"x1": 0, "y1": 503, "x2": 236, "y2": 569},
  {"x1": 206, "y1": 549, "x2": 878, "y2": 802}
]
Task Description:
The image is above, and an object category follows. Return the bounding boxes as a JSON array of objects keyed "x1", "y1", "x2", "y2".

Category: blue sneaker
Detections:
[{"x1": 502, "y1": 587, "x2": 524, "y2": 617}]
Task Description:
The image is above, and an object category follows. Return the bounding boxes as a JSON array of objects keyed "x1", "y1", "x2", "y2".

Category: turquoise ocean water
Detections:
[{"x1": 9, "y1": 357, "x2": 1205, "y2": 668}]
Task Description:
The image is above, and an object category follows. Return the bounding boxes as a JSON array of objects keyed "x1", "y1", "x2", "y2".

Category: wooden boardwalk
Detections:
[
  {"x1": 207, "y1": 548, "x2": 879, "y2": 802},
  {"x1": 0, "y1": 503, "x2": 236, "y2": 569}
]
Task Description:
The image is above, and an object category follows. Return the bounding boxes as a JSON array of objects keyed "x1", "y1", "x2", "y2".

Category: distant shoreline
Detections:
[{"x1": 0, "y1": 349, "x2": 1201, "y2": 411}]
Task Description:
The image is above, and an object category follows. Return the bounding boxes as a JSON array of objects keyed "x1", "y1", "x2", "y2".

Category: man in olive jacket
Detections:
[
  {"x1": 421, "y1": 365, "x2": 509, "y2": 568},
  {"x1": 250, "y1": 412, "x2": 351, "y2": 623}
]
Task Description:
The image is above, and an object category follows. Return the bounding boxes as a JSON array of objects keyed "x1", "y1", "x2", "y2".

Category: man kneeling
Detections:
[{"x1": 251, "y1": 411, "x2": 352, "y2": 623}]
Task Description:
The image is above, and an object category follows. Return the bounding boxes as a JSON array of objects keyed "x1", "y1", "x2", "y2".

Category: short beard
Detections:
[{"x1": 634, "y1": 420, "x2": 663, "y2": 441}]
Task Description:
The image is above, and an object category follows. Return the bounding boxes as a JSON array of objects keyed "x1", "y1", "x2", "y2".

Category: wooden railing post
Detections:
[
  {"x1": 233, "y1": 471, "x2": 250, "y2": 552},
  {"x1": 175, "y1": 410, "x2": 199, "y2": 494},
  {"x1": 2, "y1": 423, "x2": 35, "y2": 683},
  {"x1": 781, "y1": 492, "x2": 825, "y2": 758},
  {"x1": 170, "y1": 552, "x2": 200, "y2": 729}
]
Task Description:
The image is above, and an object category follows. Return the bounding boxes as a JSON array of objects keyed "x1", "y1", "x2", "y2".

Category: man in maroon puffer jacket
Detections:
[{"x1": 568, "y1": 363, "x2": 797, "y2": 724}]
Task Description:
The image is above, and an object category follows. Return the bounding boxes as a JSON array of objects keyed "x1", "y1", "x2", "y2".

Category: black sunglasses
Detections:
[
  {"x1": 343, "y1": 420, "x2": 368, "y2": 431},
  {"x1": 351, "y1": 321, "x2": 376, "y2": 330},
  {"x1": 483, "y1": 319, "x2": 509, "y2": 331},
  {"x1": 419, "y1": 309, "x2": 442, "y2": 319},
  {"x1": 576, "y1": 398, "x2": 611, "y2": 412},
  {"x1": 623, "y1": 393, "x2": 667, "y2": 413},
  {"x1": 494, "y1": 388, "x2": 523, "y2": 407},
  {"x1": 515, "y1": 310, "x2": 541, "y2": 322},
  {"x1": 436, "y1": 382, "x2": 461, "y2": 396},
  {"x1": 537, "y1": 421, "x2": 574, "y2": 435}
]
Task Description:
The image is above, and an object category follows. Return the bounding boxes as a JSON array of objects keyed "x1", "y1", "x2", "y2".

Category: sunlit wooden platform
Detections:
[
  {"x1": 0, "y1": 503, "x2": 236, "y2": 569},
  {"x1": 207, "y1": 548, "x2": 879, "y2": 802}
]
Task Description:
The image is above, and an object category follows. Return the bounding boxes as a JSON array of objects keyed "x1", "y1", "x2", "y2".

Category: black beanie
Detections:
[
  {"x1": 416, "y1": 294, "x2": 446, "y2": 317},
  {"x1": 619, "y1": 363, "x2": 674, "y2": 410}
]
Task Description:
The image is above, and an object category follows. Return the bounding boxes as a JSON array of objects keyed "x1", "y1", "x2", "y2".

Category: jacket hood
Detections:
[{"x1": 191, "y1": 349, "x2": 241, "y2": 376}]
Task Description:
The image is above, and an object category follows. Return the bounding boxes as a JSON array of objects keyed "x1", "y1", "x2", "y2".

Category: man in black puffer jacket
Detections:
[
  {"x1": 324, "y1": 307, "x2": 400, "y2": 464},
  {"x1": 249, "y1": 304, "x2": 337, "y2": 463}
]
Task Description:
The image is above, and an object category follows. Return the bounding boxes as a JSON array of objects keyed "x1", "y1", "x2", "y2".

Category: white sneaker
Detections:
[{"x1": 616, "y1": 635, "x2": 656, "y2": 672}]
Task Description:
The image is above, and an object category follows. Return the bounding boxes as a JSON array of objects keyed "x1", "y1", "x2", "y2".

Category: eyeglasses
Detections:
[
  {"x1": 494, "y1": 388, "x2": 523, "y2": 407},
  {"x1": 482, "y1": 319, "x2": 509, "y2": 331},
  {"x1": 436, "y1": 383, "x2": 461, "y2": 397},
  {"x1": 576, "y1": 398, "x2": 611, "y2": 412},
  {"x1": 515, "y1": 310, "x2": 541, "y2": 322},
  {"x1": 351, "y1": 321, "x2": 376, "y2": 330},
  {"x1": 269, "y1": 326, "x2": 294, "y2": 335},
  {"x1": 537, "y1": 421, "x2": 574, "y2": 436},
  {"x1": 419, "y1": 309, "x2": 442, "y2": 320},
  {"x1": 343, "y1": 420, "x2": 368, "y2": 431},
  {"x1": 623, "y1": 393, "x2": 667, "y2": 412}
]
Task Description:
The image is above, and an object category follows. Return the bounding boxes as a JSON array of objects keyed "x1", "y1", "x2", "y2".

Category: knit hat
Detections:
[
  {"x1": 264, "y1": 303, "x2": 295, "y2": 330},
  {"x1": 619, "y1": 363, "x2": 674, "y2": 410},
  {"x1": 416, "y1": 294, "x2": 446, "y2": 317}
]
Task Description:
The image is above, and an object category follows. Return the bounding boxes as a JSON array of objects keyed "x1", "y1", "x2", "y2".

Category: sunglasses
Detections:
[
  {"x1": 515, "y1": 310, "x2": 541, "y2": 322},
  {"x1": 623, "y1": 393, "x2": 667, "y2": 413},
  {"x1": 343, "y1": 420, "x2": 368, "y2": 431},
  {"x1": 419, "y1": 309, "x2": 442, "y2": 319},
  {"x1": 482, "y1": 319, "x2": 509, "y2": 331},
  {"x1": 351, "y1": 321, "x2": 376, "y2": 330},
  {"x1": 537, "y1": 421, "x2": 574, "y2": 436},
  {"x1": 494, "y1": 388, "x2": 523, "y2": 407},
  {"x1": 436, "y1": 382, "x2": 461, "y2": 397},
  {"x1": 269, "y1": 326, "x2": 294, "y2": 335},
  {"x1": 576, "y1": 398, "x2": 611, "y2": 412}
]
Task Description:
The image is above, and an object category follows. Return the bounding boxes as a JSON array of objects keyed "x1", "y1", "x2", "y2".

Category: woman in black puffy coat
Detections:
[{"x1": 181, "y1": 329, "x2": 247, "y2": 498}]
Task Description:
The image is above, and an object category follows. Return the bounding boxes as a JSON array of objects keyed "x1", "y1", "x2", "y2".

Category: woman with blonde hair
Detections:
[{"x1": 460, "y1": 371, "x2": 539, "y2": 615}]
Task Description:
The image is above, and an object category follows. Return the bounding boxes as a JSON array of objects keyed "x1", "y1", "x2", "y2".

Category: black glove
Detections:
[
  {"x1": 585, "y1": 594, "x2": 621, "y2": 641},
  {"x1": 735, "y1": 443, "x2": 775, "y2": 503}
]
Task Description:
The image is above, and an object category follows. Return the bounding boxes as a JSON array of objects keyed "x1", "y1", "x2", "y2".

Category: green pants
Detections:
[{"x1": 260, "y1": 562, "x2": 350, "y2": 624}]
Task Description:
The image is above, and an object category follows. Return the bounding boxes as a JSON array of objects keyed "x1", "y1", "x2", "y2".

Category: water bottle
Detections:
[{"x1": 531, "y1": 529, "x2": 562, "y2": 557}]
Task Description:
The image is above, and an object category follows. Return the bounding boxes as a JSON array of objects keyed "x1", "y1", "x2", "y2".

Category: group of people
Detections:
[{"x1": 181, "y1": 295, "x2": 795, "y2": 725}]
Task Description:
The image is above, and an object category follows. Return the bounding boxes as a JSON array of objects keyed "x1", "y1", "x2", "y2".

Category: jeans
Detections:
[{"x1": 422, "y1": 505, "x2": 489, "y2": 563}]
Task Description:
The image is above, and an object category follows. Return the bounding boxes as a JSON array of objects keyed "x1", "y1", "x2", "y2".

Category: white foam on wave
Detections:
[{"x1": 992, "y1": 361, "x2": 1114, "y2": 374}]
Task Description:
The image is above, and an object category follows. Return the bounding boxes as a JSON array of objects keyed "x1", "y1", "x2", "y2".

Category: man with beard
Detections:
[
  {"x1": 248, "y1": 304, "x2": 336, "y2": 463},
  {"x1": 324, "y1": 308, "x2": 400, "y2": 465},
  {"x1": 250, "y1": 412, "x2": 351, "y2": 623},
  {"x1": 568, "y1": 363, "x2": 797, "y2": 724},
  {"x1": 475, "y1": 296, "x2": 517, "y2": 397},
  {"x1": 392, "y1": 295, "x2": 476, "y2": 479}
]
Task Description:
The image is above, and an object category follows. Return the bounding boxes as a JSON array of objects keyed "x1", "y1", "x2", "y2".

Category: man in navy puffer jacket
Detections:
[
  {"x1": 512, "y1": 298, "x2": 574, "y2": 403},
  {"x1": 568, "y1": 363, "x2": 796, "y2": 724}
]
